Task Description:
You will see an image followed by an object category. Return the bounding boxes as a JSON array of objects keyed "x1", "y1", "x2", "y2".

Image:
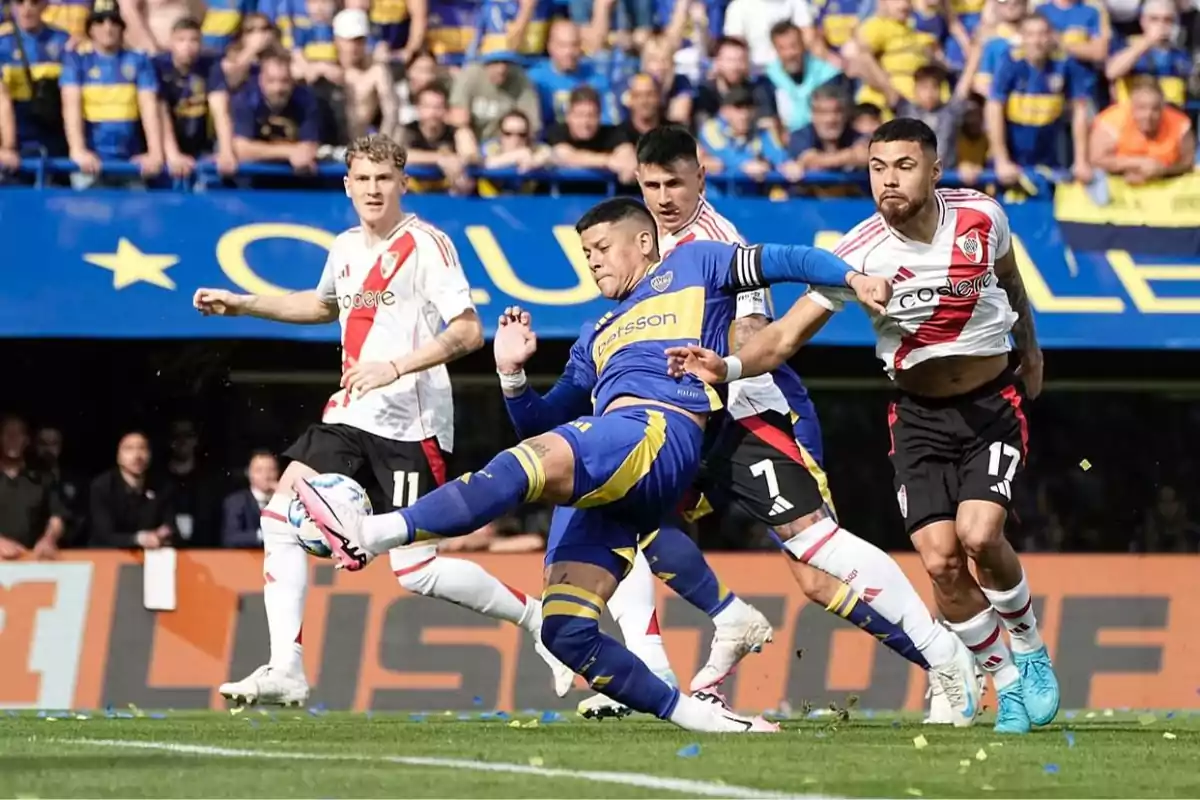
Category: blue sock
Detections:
[
  {"x1": 641, "y1": 525, "x2": 734, "y2": 617},
  {"x1": 398, "y1": 445, "x2": 546, "y2": 543},
  {"x1": 827, "y1": 583, "x2": 930, "y2": 670},
  {"x1": 542, "y1": 583, "x2": 679, "y2": 719}
]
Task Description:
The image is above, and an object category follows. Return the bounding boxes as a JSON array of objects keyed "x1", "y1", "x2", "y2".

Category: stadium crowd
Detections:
[{"x1": 1, "y1": 0, "x2": 1198, "y2": 190}]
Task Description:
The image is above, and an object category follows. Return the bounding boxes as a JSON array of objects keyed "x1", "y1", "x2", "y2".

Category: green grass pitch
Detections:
[{"x1": 2, "y1": 709, "x2": 1198, "y2": 797}]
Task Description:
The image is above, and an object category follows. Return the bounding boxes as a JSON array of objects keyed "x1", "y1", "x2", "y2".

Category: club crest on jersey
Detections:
[
  {"x1": 1046, "y1": 73, "x2": 1064, "y2": 93},
  {"x1": 897, "y1": 485, "x2": 908, "y2": 518},
  {"x1": 380, "y1": 252, "x2": 400, "y2": 279},
  {"x1": 955, "y1": 230, "x2": 984, "y2": 264},
  {"x1": 651, "y1": 270, "x2": 674, "y2": 293}
]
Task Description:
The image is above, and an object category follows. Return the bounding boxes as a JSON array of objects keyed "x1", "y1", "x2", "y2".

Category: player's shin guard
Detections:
[
  {"x1": 781, "y1": 517, "x2": 957, "y2": 666},
  {"x1": 980, "y1": 570, "x2": 1044, "y2": 653},
  {"x1": 948, "y1": 607, "x2": 1020, "y2": 691},
  {"x1": 641, "y1": 525, "x2": 736, "y2": 617},
  {"x1": 362, "y1": 445, "x2": 544, "y2": 552},
  {"x1": 541, "y1": 584, "x2": 678, "y2": 718},
  {"x1": 261, "y1": 492, "x2": 306, "y2": 675},
  {"x1": 825, "y1": 582, "x2": 930, "y2": 669},
  {"x1": 607, "y1": 551, "x2": 675, "y2": 682}
]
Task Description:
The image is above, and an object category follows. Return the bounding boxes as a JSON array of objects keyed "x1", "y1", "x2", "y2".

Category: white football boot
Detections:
[
  {"x1": 926, "y1": 637, "x2": 984, "y2": 727},
  {"x1": 689, "y1": 606, "x2": 774, "y2": 691},
  {"x1": 219, "y1": 665, "x2": 309, "y2": 707}
]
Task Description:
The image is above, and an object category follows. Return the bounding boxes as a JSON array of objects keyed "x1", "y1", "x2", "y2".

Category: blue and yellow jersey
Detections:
[
  {"x1": 912, "y1": 6, "x2": 948, "y2": 52},
  {"x1": 527, "y1": 58, "x2": 620, "y2": 125},
  {"x1": 814, "y1": 0, "x2": 862, "y2": 48},
  {"x1": 60, "y1": 44, "x2": 157, "y2": 158},
  {"x1": 479, "y1": 0, "x2": 552, "y2": 55},
  {"x1": 290, "y1": 16, "x2": 336, "y2": 62},
  {"x1": 989, "y1": 50, "x2": 1093, "y2": 168},
  {"x1": 698, "y1": 118, "x2": 789, "y2": 170},
  {"x1": 974, "y1": 24, "x2": 1020, "y2": 93},
  {"x1": 231, "y1": 80, "x2": 319, "y2": 142},
  {"x1": 855, "y1": 15, "x2": 931, "y2": 106},
  {"x1": 427, "y1": 0, "x2": 475, "y2": 56},
  {"x1": 950, "y1": 0, "x2": 984, "y2": 29},
  {"x1": 1036, "y1": 0, "x2": 1108, "y2": 49},
  {"x1": 0, "y1": 24, "x2": 70, "y2": 145},
  {"x1": 1108, "y1": 36, "x2": 1191, "y2": 106},
  {"x1": 369, "y1": 0, "x2": 409, "y2": 49},
  {"x1": 153, "y1": 53, "x2": 226, "y2": 157},
  {"x1": 42, "y1": 0, "x2": 90, "y2": 38},
  {"x1": 269, "y1": 0, "x2": 303, "y2": 47},
  {"x1": 202, "y1": 0, "x2": 257, "y2": 53}
]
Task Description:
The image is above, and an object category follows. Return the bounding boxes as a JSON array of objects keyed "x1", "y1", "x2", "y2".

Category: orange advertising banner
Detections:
[{"x1": 1, "y1": 553, "x2": 1198, "y2": 711}]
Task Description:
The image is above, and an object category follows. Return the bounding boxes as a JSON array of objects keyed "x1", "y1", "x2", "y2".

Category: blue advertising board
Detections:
[{"x1": 2, "y1": 188, "x2": 1199, "y2": 348}]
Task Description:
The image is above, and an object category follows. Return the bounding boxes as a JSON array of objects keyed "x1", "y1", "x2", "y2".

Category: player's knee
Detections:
[
  {"x1": 540, "y1": 610, "x2": 601, "y2": 672},
  {"x1": 917, "y1": 543, "x2": 967, "y2": 588},
  {"x1": 956, "y1": 503, "x2": 1008, "y2": 561}
]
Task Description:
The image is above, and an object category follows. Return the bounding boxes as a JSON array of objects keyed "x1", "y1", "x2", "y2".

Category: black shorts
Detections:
[
  {"x1": 694, "y1": 410, "x2": 833, "y2": 526},
  {"x1": 888, "y1": 369, "x2": 1029, "y2": 536},
  {"x1": 283, "y1": 423, "x2": 447, "y2": 513}
]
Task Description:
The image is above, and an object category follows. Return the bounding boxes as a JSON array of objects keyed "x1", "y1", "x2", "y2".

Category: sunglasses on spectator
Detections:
[
  {"x1": 244, "y1": 24, "x2": 272, "y2": 33},
  {"x1": 500, "y1": 128, "x2": 528, "y2": 137},
  {"x1": 12, "y1": 0, "x2": 46, "y2": 7}
]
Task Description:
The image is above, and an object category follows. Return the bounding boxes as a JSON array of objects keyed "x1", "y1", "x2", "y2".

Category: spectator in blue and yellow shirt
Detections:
[
  {"x1": 230, "y1": 48, "x2": 318, "y2": 173},
  {"x1": 60, "y1": 3, "x2": 164, "y2": 187},
  {"x1": 965, "y1": 0, "x2": 1027, "y2": 95},
  {"x1": 1105, "y1": 0, "x2": 1191, "y2": 107},
  {"x1": 698, "y1": 84, "x2": 789, "y2": 183},
  {"x1": 784, "y1": 83, "x2": 865, "y2": 177},
  {"x1": 427, "y1": 0, "x2": 477, "y2": 60},
  {"x1": 369, "y1": 0, "x2": 427, "y2": 62},
  {"x1": 986, "y1": 11, "x2": 1094, "y2": 185},
  {"x1": 154, "y1": 17, "x2": 236, "y2": 178},
  {"x1": 479, "y1": 0, "x2": 553, "y2": 56},
  {"x1": 289, "y1": 0, "x2": 339, "y2": 85},
  {"x1": 42, "y1": 0, "x2": 90, "y2": 39},
  {"x1": 202, "y1": 0, "x2": 257, "y2": 54},
  {"x1": 527, "y1": 19, "x2": 619, "y2": 126},
  {"x1": 0, "y1": 0, "x2": 71, "y2": 166},
  {"x1": 1038, "y1": 0, "x2": 1110, "y2": 65}
]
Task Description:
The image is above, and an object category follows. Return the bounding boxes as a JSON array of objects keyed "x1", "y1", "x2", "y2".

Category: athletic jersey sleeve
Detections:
[
  {"x1": 504, "y1": 327, "x2": 596, "y2": 439},
  {"x1": 691, "y1": 239, "x2": 856, "y2": 293},
  {"x1": 413, "y1": 228, "x2": 475, "y2": 323},
  {"x1": 735, "y1": 288, "x2": 775, "y2": 319},
  {"x1": 315, "y1": 241, "x2": 338, "y2": 303}
]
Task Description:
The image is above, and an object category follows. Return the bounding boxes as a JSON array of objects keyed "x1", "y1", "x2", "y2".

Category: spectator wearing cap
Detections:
[
  {"x1": 0, "y1": 415, "x2": 65, "y2": 560},
  {"x1": 693, "y1": 37, "x2": 778, "y2": 130},
  {"x1": 764, "y1": 20, "x2": 842, "y2": 133},
  {"x1": 60, "y1": 1, "x2": 164, "y2": 188},
  {"x1": 698, "y1": 84, "x2": 789, "y2": 183},
  {"x1": 155, "y1": 17, "x2": 237, "y2": 179},
  {"x1": 527, "y1": 19, "x2": 620, "y2": 126},
  {"x1": 986, "y1": 12, "x2": 1094, "y2": 186},
  {"x1": 448, "y1": 45, "x2": 540, "y2": 141},
  {"x1": 231, "y1": 48, "x2": 318, "y2": 174},
  {"x1": 546, "y1": 84, "x2": 637, "y2": 186},
  {"x1": 0, "y1": 0, "x2": 71, "y2": 170},
  {"x1": 783, "y1": 83, "x2": 865, "y2": 183},
  {"x1": 1105, "y1": 0, "x2": 1191, "y2": 107},
  {"x1": 1039, "y1": 0, "x2": 1111, "y2": 66},
  {"x1": 723, "y1": 0, "x2": 832, "y2": 69},
  {"x1": 322, "y1": 9, "x2": 398, "y2": 143},
  {"x1": 1089, "y1": 76, "x2": 1195, "y2": 184},
  {"x1": 403, "y1": 84, "x2": 478, "y2": 195}
]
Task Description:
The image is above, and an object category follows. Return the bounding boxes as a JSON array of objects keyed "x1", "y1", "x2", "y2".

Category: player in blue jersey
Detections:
[{"x1": 296, "y1": 198, "x2": 895, "y2": 733}]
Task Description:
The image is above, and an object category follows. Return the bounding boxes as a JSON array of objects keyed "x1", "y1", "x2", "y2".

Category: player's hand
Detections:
[
  {"x1": 1016, "y1": 348, "x2": 1044, "y2": 400},
  {"x1": 847, "y1": 272, "x2": 892, "y2": 315},
  {"x1": 341, "y1": 357, "x2": 402, "y2": 398},
  {"x1": 32, "y1": 536, "x2": 59, "y2": 561},
  {"x1": 494, "y1": 305, "x2": 538, "y2": 373},
  {"x1": 135, "y1": 531, "x2": 162, "y2": 549},
  {"x1": 193, "y1": 288, "x2": 245, "y2": 316},
  {"x1": 0, "y1": 536, "x2": 27, "y2": 560},
  {"x1": 664, "y1": 344, "x2": 727, "y2": 384}
]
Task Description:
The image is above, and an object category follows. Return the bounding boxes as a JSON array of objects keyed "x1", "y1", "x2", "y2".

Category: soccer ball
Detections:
[{"x1": 286, "y1": 473, "x2": 373, "y2": 558}]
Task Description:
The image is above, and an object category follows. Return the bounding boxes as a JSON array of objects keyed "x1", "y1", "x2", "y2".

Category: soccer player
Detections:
[
  {"x1": 192, "y1": 134, "x2": 573, "y2": 706},
  {"x1": 575, "y1": 124, "x2": 981, "y2": 723},
  {"x1": 296, "y1": 198, "x2": 903, "y2": 733},
  {"x1": 667, "y1": 117, "x2": 1059, "y2": 735}
]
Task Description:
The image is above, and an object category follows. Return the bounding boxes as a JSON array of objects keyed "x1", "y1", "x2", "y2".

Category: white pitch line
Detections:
[{"x1": 61, "y1": 738, "x2": 840, "y2": 800}]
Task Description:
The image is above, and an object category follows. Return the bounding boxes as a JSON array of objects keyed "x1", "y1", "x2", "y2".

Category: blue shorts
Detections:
[{"x1": 545, "y1": 405, "x2": 704, "y2": 579}]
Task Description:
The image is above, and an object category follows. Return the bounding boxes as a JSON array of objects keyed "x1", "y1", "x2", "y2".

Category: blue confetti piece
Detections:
[
  {"x1": 149, "y1": 713, "x2": 167, "y2": 720},
  {"x1": 36, "y1": 711, "x2": 46, "y2": 719},
  {"x1": 891, "y1": 720, "x2": 902, "y2": 728},
  {"x1": 1044, "y1": 764, "x2": 1060, "y2": 775},
  {"x1": 495, "y1": 710, "x2": 510, "y2": 719},
  {"x1": 1167, "y1": 712, "x2": 1176, "y2": 719},
  {"x1": 472, "y1": 696, "x2": 483, "y2": 706},
  {"x1": 1064, "y1": 711, "x2": 1076, "y2": 720},
  {"x1": 540, "y1": 711, "x2": 562, "y2": 723},
  {"x1": 409, "y1": 713, "x2": 427, "y2": 722},
  {"x1": 1065, "y1": 732, "x2": 1075, "y2": 748},
  {"x1": 676, "y1": 743, "x2": 701, "y2": 758}
]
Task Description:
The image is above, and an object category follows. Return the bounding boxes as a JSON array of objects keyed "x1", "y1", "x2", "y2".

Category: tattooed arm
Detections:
[
  {"x1": 994, "y1": 247, "x2": 1044, "y2": 398},
  {"x1": 391, "y1": 309, "x2": 485, "y2": 377}
]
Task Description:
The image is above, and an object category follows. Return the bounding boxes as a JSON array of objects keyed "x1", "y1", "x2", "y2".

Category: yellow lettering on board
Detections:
[
  {"x1": 1010, "y1": 235, "x2": 1125, "y2": 313},
  {"x1": 216, "y1": 223, "x2": 336, "y2": 296},
  {"x1": 813, "y1": 231, "x2": 843, "y2": 252},
  {"x1": 1106, "y1": 251, "x2": 1200, "y2": 313},
  {"x1": 465, "y1": 225, "x2": 600, "y2": 307}
]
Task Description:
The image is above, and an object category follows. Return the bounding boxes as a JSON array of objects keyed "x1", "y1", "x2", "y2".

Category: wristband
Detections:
[
  {"x1": 724, "y1": 355, "x2": 743, "y2": 383},
  {"x1": 497, "y1": 369, "x2": 528, "y2": 392}
]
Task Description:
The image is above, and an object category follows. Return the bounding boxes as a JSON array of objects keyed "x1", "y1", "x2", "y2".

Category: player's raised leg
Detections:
[{"x1": 219, "y1": 460, "x2": 315, "y2": 706}]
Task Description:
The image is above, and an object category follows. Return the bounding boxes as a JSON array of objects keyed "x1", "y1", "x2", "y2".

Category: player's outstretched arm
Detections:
[
  {"x1": 994, "y1": 247, "x2": 1044, "y2": 398},
  {"x1": 193, "y1": 288, "x2": 338, "y2": 324},
  {"x1": 666, "y1": 295, "x2": 834, "y2": 383},
  {"x1": 496, "y1": 307, "x2": 593, "y2": 439},
  {"x1": 717, "y1": 243, "x2": 892, "y2": 314}
]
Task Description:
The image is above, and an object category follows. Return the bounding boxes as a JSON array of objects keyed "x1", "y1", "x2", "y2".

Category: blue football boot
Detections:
[
  {"x1": 994, "y1": 682, "x2": 1032, "y2": 734},
  {"x1": 1014, "y1": 645, "x2": 1060, "y2": 725}
]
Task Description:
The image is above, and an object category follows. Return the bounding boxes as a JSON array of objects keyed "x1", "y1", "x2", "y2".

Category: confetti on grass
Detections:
[
  {"x1": 1138, "y1": 714, "x2": 1157, "y2": 726},
  {"x1": 528, "y1": 756, "x2": 544, "y2": 767},
  {"x1": 1164, "y1": 732, "x2": 1178, "y2": 740},
  {"x1": 975, "y1": 749, "x2": 988, "y2": 762},
  {"x1": 676, "y1": 744, "x2": 701, "y2": 758},
  {"x1": 912, "y1": 735, "x2": 928, "y2": 750},
  {"x1": 1065, "y1": 732, "x2": 1075, "y2": 748},
  {"x1": 1044, "y1": 764, "x2": 1060, "y2": 775}
]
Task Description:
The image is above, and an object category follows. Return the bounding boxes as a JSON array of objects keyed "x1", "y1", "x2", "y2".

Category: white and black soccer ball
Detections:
[{"x1": 286, "y1": 473, "x2": 373, "y2": 558}]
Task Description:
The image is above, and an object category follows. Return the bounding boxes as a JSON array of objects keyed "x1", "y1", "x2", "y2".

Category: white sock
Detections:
[
  {"x1": 980, "y1": 571, "x2": 1044, "y2": 654},
  {"x1": 667, "y1": 692, "x2": 751, "y2": 732},
  {"x1": 712, "y1": 596, "x2": 754, "y2": 628},
  {"x1": 781, "y1": 517, "x2": 957, "y2": 665},
  {"x1": 948, "y1": 607, "x2": 1020, "y2": 691},
  {"x1": 262, "y1": 491, "x2": 306, "y2": 676},
  {"x1": 363, "y1": 512, "x2": 410, "y2": 553},
  {"x1": 609, "y1": 550, "x2": 676, "y2": 682},
  {"x1": 390, "y1": 545, "x2": 538, "y2": 630}
]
